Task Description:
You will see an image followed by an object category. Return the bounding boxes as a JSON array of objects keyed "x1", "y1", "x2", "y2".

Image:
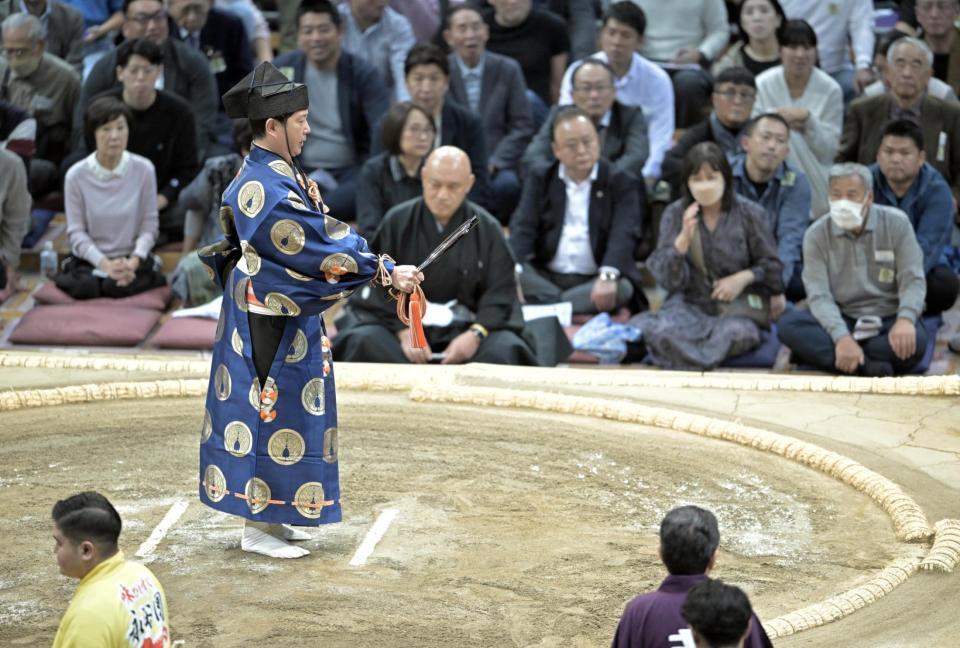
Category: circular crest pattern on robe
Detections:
[{"x1": 197, "y1": 146, "x2": 385, "y2": 525}]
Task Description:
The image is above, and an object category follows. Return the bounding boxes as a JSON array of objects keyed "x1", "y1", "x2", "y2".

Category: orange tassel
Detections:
[{"x1": 407, "y1": 289, "x2": 428, "y2": 349}]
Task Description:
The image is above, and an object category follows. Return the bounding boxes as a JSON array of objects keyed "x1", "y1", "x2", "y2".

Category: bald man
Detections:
[{"x1": 333, "y1": 146, "x2": 537, "y2": 365}]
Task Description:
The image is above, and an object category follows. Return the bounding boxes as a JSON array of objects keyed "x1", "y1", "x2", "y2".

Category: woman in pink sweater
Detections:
[{"x1": 59, "y1": 96, "x2": 164, "y2": 299}]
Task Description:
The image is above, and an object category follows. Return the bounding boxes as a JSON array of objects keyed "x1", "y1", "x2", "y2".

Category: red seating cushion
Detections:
[
  {"x1": 9, "y1": 305, "x2": 161, "y2": 347},
  {"x1": 33, "y1": 282, "x2": 172, "y2": 311},
  {"x1": 148, "y1": 317, "x2": 218, "y2": 350}
]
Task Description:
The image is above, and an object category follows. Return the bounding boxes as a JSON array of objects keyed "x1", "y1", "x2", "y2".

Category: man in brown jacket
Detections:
[{"x1": 838, "y1": 36, "x2": 960, "y2": 210}]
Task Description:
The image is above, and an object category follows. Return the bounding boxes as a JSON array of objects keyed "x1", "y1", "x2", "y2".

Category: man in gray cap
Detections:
[{"x1": 198, "y1": 61, "x2": 422, "y2": 558}]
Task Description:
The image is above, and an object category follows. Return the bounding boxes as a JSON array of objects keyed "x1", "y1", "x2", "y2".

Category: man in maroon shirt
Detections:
[{"x1": 611, "y1": 505, "x2": 773, "y2": 648}]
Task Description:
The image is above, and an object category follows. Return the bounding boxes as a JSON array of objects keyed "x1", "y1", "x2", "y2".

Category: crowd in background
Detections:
[{"x1": 1, "y1": 0, "x2": 959, "y2": 376}]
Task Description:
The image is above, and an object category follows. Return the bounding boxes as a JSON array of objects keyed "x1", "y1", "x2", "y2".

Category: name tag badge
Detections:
[
  {"x1": 210, "y1": 54, "x2": 227, "y2": 74},
  {"x1": 875, "y1": 250, "x2": 895, "y2": 263},
  {"x1": 828, "y1": 2, "x2": 839, "y2": 14},
  {"x1": 747, "y1": 294, "x2": 763, "y2": 310},
  {"x1": 878, "y1": 267, "x2": 896, "y2": 283}
]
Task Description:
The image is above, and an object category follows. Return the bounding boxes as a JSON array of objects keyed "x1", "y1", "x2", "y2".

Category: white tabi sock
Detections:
[
  {"x1": 241, "y1": 525, "x2": 310, "y2": 559},
  {"x1": 279, "y1": 524, "x2": 312, "y2": 541}
]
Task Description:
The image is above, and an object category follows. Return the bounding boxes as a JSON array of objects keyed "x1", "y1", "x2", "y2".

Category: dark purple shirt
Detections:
[{"x1": 611, "y1": 574, "x2": 773, "y2": 648}]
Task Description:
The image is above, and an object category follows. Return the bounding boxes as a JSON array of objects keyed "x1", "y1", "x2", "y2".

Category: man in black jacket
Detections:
[
  {"x1": 74, "y1": 0, "x2": 217, "y2": 156},
  {"x1": 372, "y1": 42, "x2": 495, "y2": 213},
  {"x1": 521, "y1": 58, "x2": 648, "y2": 182},
  {"x1": 511, "y1": 106, "x2": 643, "y2": 314},
  {"x1": 659, "y1": 66, "x2": 756, "y2": 200}
]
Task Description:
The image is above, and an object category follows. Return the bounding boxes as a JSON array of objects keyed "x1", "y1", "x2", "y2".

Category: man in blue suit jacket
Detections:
[
  {"x1": 444, "y1": 3, "x2": 533, "y2": 223},
  {"x1": 274, "y1": 0, "x2": 388, "y2": 223},
  {"x1": 167, "y1": 0, "x2": 254, "y2": 112}
]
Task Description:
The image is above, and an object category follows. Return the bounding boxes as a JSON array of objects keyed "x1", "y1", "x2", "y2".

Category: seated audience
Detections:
[
  {"x1": 661, "y1": 67, "x2": 756, "y2": 201},
  {"x1": 778, "y1": 163, "x2": 928, "y2": 376},
  {"x1": 558, "y1": 1, "x2": 674, "y2": 180},
  {"x1": 216, "y1": 0, "x2": 273, "y2": 63},
  {"x1": 628, "y1": 143, "x2": 785, "y2": 371},
  {"x1": 754, "y1": 19, "x2": 843, "y2": 217},
  {"x1": 167, "y1": 0, "x2": 254, "y2": 111},
  {"x1": 627, "y1": 0, "x2": 729, "y2": 128},
  {"x1": 0, "y1": 149, "x2": 31, "y2": 302},
  {"x1": 682, "y1": 580, "x2": 756, "y2": 648},
  {"x1": 712, "y1": 0, "x2": 785, "y2": 77},
  {"x1": 58, "y1": 96, "x2": 163, "y2": 299},
  {"x1": 171, "y1": 120, "x2": 248, "y2": 305},
  {"x1": 731, "y1": 113, "x2": 812, "y2": 302},
  {"x1": 0, "y1": 0, "x2": 85, "y2": 74},
  {"x1": 274, "y1": 0, "x2": 388, "y2": 223},
  {"x1": 0, "y1": 12, "x2": 81, "y2": 193},
  {"x1": 523, "y1": 58, "x2": 649, "y2": 183},
  {"x1": 356, "y1": 101, "x2": 433, "y2": 239},
  {"x1": 444, "y1": 3, "x2": 532, "y2": 223},
  {"x1": 333, "y1": 146, "x2": 536, "y2": 366},
  {"x1": 373, "y1": 42, "x2": 493, "y2": 211},
  {"x1": 483, "y1": 0, "x2": 569, "y2": 110},
  {"x1": 839, "y1": 37, "x2": 960, "y2": 205},
  {"x1": 870, "y1": 119, "x2": 959, "y2": 315},
  {"x1": 916, "y1": 0, "x2": 960, "y2": 96},
  {"x1": 511, "y1": 107, "x2": 642, "y2": 315},
  {"x1": 77, "y1": 0, "x2": 217, "y2": 155},
  {"x1": 337, "y1": 0, "x2": 415, "y2": 102},
  {"x1": 612, "y1": 505, "x2": 773, "y2": 648},
  {"x1": 865, "y1": 31, "x2": 957, "y2": 102},
  {"x1": 51, "y1": 492, "x2": 170, "y2": 647},
  {"x1": 779, "y1": 0, "x2": 875, "y2": 102},
  {"x1": 87, "y1": 38, "x2": 199, "y2": 243}
]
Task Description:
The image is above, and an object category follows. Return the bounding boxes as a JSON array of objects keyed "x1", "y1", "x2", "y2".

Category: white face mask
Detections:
[
  {"x1": 688, "y1": 178, "x2": 725, "y2": 207},
  {"x1": 829, "y1": 199, "x2": 866, "y2": 230}
]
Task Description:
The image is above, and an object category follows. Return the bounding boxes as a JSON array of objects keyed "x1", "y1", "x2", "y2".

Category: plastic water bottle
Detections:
[{"x1": 40, "y1": 241, "x2": 58, "y2": 277}]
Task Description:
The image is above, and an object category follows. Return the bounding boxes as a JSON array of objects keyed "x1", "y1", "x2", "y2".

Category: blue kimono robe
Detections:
[{"x1": 197, "y1": 145, "x2": 390, "y2": 525}]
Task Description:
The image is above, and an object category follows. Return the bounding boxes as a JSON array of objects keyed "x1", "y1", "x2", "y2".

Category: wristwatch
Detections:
[
  {"x1": 469, "y1": 323, "x2": 489, "y2": 341},
  {"x1": 598, "y1": 269, "x2": 619, "y2": 282}
]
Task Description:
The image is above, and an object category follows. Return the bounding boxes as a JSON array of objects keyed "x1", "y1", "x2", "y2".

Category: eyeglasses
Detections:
[
  {"x1": 128, "y1": 10, "x2": 168, "y2": 25},
  {"x1": 714, "y1": 89, "x2": 756, "y2": 101},
  {"x1": 572, "y1": 83, "x2": 614, "y2": 94},
  {"x1": 404, "y1": 125, "x2": 435, "y2": 138},
  {"x1": 1, "y1": 46, "x2": 32, "y2": 58}
]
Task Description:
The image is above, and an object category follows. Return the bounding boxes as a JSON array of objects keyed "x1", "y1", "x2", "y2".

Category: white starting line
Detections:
[
  {"x1": 349, "y1": 508, "x2": 399, "y2": 566},
  {"x1": 136, "y1": 499, "x2": 190, "y2": 559}
]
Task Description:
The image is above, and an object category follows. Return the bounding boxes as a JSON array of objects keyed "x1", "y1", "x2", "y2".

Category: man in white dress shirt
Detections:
[
  {"x1": 559, "y1": 1, "x2": 673, "y2": 180},
  {"x1": 337, "y1": 0, "x2": 415, "y2": 101}
]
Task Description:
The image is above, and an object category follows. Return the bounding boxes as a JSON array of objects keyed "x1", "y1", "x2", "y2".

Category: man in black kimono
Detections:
[{"x1": 333, "y1": 146, "x2": 536, "y2": 366}]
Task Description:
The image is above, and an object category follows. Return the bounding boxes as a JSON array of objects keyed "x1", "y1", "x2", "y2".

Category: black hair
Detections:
[
  {"x1": 444, "y1": 2, "x2": 484, "y2": 31},
  {"x1": 233, "y1": 118, "x2": 253, "y2": 153},
  {"x1": 714, "y1": 66, "x2": 756, "y2": 90},
  {"x1": 123, "y1": 0, "x2": 159, "y2": 14},
  {"x1": 779, "y1": 19, "x2": 817, "y2": 49},
  {"x1": 682, "y1": 579, "x2": 753, "y2": 647},
  {"x1": 571, "y1": 57, "x2": 617, "y2": 88},
  {"x1": 880, "y1": 118, "x2": 925, "y2": 151},
  {"x1": 84, "y1": 96, "x2": 133, "y2": 151},
  {"x1": 380, "y1": 101, "x2": 436, "y2": 155},
  {"x1": 116, "y1": 37, "x2": 163, "y2": 67},
  {"x1": 249, "y1": 113, "x2": 293, "y2": 140},
  {"x1": 875, "y1": 29, "x2": 906, "y2": 59},
  {"x1": 743, "y1": 112, "x2": 790, "y2": 137},
  {"x1": 296, "y1": 0, "x2": 340, "y2": 30},
  {"x1": 601, "y1": 1, "x2": 646, "y2": 38},
  {"x1": 551, "y1": 105, "x2": 594, "y2": 142},
  {"x1": 52, "y1": 492, "x2": 122, "y2": 551},
  {"x1": 739, "y1": 0, "x2": 786, "y2": 40},
  {"x1": 659, "y1": 505, "x2": 721, "y2": 575},
  {"x1": 404, "y1": 42, "x2": 449, "y2": 78}
]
